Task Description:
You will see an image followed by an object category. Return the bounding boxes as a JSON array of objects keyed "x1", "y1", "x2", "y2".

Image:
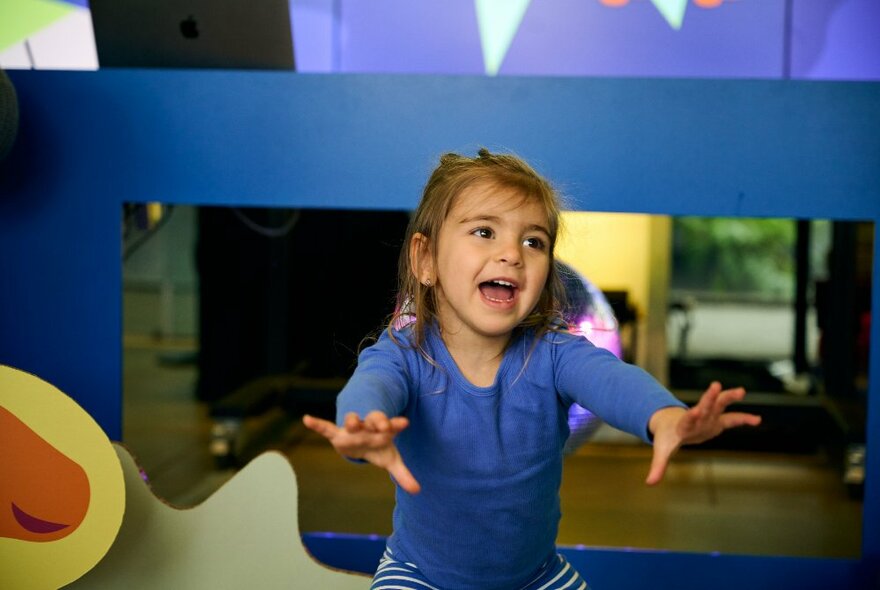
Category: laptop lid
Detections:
[{"x1": 90, "y1": 0, "x2": 295, "y2": 70}]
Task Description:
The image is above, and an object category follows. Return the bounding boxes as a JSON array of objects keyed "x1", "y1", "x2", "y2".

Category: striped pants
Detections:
[{"x1": 370, "y1": 548, "x2": 589, "y2": 590}]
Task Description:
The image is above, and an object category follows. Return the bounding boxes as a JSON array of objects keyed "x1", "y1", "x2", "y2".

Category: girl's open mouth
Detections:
[{"x1": 479, "y1": 280, "x2": 517, "y2": 302}]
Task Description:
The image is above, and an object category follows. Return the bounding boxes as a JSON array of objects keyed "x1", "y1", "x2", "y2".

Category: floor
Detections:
[{"x1": 122, "y1": 340, "x2": 864, "y2": 561}]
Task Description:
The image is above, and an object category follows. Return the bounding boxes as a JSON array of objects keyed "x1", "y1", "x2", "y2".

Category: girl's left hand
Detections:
[{"x1": 645, "y1": 382, "x2": 762, "y2": 486}]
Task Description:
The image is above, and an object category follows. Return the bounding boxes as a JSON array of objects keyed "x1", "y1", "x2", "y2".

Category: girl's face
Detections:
[{"x1": 424, "y1": 182, "x2": 552, "y2": 347}]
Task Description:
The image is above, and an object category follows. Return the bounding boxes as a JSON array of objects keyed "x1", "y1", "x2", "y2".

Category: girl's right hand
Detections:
[{"x1": 302, "y1": 411, "x2": 421, "y2": 494}]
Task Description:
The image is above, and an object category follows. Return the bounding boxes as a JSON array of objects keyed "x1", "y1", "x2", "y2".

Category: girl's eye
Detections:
[
  {"x1": 524, "y1": 236, "x2": 546, "y2": 250},
  {"x1": 472, "y1": 227, "x2": 493, "y2": 239}
]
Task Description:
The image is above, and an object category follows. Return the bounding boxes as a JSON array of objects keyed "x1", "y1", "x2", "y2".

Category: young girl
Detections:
[{"x1": 303, "y1": 149, "x2": 761, "y2": 590}]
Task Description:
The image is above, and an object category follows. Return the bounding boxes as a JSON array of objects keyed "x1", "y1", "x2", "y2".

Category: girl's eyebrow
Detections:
[
  {"x1": 525, "y1": 223, "x2": 551, "y2": 236},
  {"x1": 458, "y1": 214, "x2": 550, "y2": 236},
  {"x1": 457, "y1": 214, "x2": 500, "y2": 225}
]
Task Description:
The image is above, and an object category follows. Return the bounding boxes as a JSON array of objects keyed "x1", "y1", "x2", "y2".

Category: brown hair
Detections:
[{"x1": 390, "y1": 148, "x2": 566, "y2": 350}]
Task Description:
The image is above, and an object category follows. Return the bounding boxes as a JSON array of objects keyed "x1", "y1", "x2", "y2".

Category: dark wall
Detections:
[{"x1": 196, "y1": 207, "x2": 408, "y2": 401}]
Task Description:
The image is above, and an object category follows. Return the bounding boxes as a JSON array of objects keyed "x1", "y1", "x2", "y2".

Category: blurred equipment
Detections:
[
  {"x1": 558, "y1": 260, "x2": 623, "y2": 358},
  {"x1": 90, "y1": 0, "x2": 295, "y2": 70},
  {"x1": 557, "y1": 261, "x2": 623, "y2": 455}
]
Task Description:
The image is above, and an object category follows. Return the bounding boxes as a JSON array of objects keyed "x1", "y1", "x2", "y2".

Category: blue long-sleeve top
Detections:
[{"x1": 336, "y1": 324, "x2": 685, "y2": 590}]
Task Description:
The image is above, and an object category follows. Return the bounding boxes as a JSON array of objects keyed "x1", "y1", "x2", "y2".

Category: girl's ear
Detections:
[{"x1": 410, "y1": 232, "x2": 434, "y2": 286}]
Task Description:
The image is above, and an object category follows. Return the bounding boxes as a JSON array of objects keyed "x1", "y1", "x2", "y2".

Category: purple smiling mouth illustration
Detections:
[{"x1": 11, "y1": 502, "x2": 71, "y2": 534}]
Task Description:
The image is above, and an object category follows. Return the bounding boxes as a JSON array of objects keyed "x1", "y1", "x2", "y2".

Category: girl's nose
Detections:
[{"x1": 496, "y1": 240, "x2": 523, "y2": 266}]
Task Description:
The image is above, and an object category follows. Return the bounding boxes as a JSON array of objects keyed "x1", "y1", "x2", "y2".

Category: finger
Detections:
[
  {"x1": 387, "y1": 456, "x2": 421, "y2": 494},
  {"x1": 302, "y1": 414, "x2": 339, "y2": 439},
  {"x1": 697, "y1": 382, "x2": 722, "y2": 412},
  {"x1": 344, "y1": 412, "x2": 364, "y2": 433},
  {"x1": 645, "y1": 445, "x2": 672, "y2": 486},
  {"x1": 365, "y1": 411, "x2": 391, "y2": 433},
  {"x1": 719, "y1": 412, "x2": 762, "y2": 430},
  {"x1": 388, "y1": 416, "x2": 410, "y2": 434},
  {"x1": 714, "y1": 387, "x2": 747, "y2": 411},
  {"x1": 698, "y1": 388, "x2": 747, "y2": 429}
]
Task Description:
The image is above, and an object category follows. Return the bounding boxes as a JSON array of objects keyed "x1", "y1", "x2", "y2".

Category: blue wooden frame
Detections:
[{"x1": 1, "y1": 70, "x2": 877, "y2": 588}]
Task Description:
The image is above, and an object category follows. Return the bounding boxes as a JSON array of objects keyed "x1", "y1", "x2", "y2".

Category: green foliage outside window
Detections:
[{"x1": 671, "y1": 217, "x2": 797, "y2": 300}]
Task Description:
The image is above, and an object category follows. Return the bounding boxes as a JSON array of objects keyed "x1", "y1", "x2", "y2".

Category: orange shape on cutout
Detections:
[{"x1": 0, "y1": 406, "x2": 90, "y2": 542}]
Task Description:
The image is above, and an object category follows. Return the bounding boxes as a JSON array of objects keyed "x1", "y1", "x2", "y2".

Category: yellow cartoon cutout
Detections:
[
  {"x1": 1, "y1": 364, "x2": 369, "y2": 589},
  {"x1": 0, "y1": 365, "x2": 125, "y2": 589}
]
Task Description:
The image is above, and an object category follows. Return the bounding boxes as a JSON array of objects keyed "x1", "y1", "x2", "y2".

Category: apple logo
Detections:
[{"x1": 180, "y1": 15, "x2": 199, "y2": 39}]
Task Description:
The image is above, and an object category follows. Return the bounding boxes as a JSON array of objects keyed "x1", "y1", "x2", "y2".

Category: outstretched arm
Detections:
[
  {"x1": 303, "y1": 411, "x2": 421, "y2": 494},
  {"x1": 645, "y1": 381, "x2": 762, "y2": 486}
]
